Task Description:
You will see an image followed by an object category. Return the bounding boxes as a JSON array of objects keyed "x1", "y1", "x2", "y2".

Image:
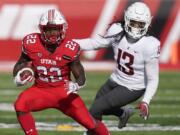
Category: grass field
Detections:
[{"x1": 0, "y1": 71, "x2": 180, "y2": 135}]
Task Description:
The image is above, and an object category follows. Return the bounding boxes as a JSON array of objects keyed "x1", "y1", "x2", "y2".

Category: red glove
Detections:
[{"x1": 137, "y1": 102, "x2": 149, "y2": 120}]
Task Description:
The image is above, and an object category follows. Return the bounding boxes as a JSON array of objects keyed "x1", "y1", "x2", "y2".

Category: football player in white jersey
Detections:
[{"x1": 73, "y1": 2, "x2": 160, "y2": 133}]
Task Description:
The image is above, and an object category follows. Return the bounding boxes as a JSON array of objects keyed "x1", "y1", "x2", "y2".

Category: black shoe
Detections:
[{"x1": 118, "y1": 107, "x2": 134, "y2": 129}]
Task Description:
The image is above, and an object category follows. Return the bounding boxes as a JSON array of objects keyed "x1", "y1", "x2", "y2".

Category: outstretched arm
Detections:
[
  {"x1": 143, "y1": 58, "x2": 159, "y2": 104},
  {"x1": 73, "y1": 23, "x2": 123, "y2": 51},
  {"x1": 138, "y1": 57, "x2": 159, "y2": 120},
  {"x1": 73, "y1": 35, "x2": 111, "y2": 51}
]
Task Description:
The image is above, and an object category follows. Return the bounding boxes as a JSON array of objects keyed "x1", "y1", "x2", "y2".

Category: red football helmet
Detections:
[{"x1": 39, "y1": 9, "x2": 68, "y2": 45}]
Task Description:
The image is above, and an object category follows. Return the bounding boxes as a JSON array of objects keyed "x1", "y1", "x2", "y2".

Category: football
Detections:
[{"x1": 19, "y1": 68, "x2": 34, "y2": 81}]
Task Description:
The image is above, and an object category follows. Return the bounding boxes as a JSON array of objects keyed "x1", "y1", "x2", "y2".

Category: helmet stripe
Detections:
[
  {"x1": 48, "y1": 10, "x2": 51, "y2": 21},
  {"x1": 51, "y1": 9, "x2": 55, "y2": 21},
  {"x1": 48, "y1": 9, "x2": 55, "y2": 22}
]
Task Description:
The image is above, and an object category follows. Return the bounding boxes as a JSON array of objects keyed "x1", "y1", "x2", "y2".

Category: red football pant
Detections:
[{"x1": 14, "y1": 85, "x2": 110, "y2": 135}]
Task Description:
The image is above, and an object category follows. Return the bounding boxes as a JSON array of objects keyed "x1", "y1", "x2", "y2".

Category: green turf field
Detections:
[{"x1": 0, "y1": 71, "x2": 180, "y2": 135}]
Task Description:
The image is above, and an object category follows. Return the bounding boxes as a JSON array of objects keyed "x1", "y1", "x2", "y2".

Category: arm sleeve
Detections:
[
  {"x1": 73, "y1": 23, "x2": 123, "y2": 51},
  {"x1": 73, "y1": 35, "x2": 111, "y2": 51},
  {"x1": 142, "y1": 38, "x2": 160, "y2": 105},
  {"x1": 142, "y1": 57, "x2": 159, "y2": 105}
]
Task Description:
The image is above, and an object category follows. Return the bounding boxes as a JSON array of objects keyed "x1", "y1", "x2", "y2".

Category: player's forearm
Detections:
[
  {"x1": 76, "y1": 73, "x2": 86, "y2": 86},
  {"x1": 13, "y1": 52, "x2": 32, "y2": 76},
  {"x1": 70, "y1": 60, "x2": 86, "y2": 86},
  {"x1": 142, "y1": 58, "x2": 159, "y2": 104},
  {"x1": 13, "y1": 60, "x2": 28, "y2": 77},
  {"x1": 74, "y1": 36, "x2": 110, "y2": 51},
  {"x1": 142, "y1": 77, "x2": 159, "y2": 105},
  {"x1": 74, "y1": 65, "x2": 86, "y2": 86}
]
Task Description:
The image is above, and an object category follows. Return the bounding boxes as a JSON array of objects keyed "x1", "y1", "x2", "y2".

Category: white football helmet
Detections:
[
  {"x1": 39, "y1": 9, "x2": 68, "y2": 44},
  {"x1": 124, "y1": 2, "x2": 152, "y2": 39}
]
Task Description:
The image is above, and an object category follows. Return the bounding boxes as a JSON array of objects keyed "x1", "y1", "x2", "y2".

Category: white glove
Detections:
[
  {"x1": 66, "y1": 81, "x2": 84, "y2": 95},
  {"x1": 14, "y1": 68, "x2": 34, "y2": 86}
]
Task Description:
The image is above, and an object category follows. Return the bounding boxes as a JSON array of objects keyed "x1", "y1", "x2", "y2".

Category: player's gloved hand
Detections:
[
  {"x1": 14, "y1": 68, "x2": 34, "y2": 86},
  {"x1": 137, "y1": 102, "x2": 149, "y2": 120},
  {"x1": 66, "y1": 81, "x2": 84, "y2": 95}
]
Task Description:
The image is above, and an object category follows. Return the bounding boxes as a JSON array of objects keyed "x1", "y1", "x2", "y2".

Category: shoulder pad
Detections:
[
  {"x1": 62, "y1": 40, "x2": 80, "y2": 61},
  {"x1": 22, "y1": 33, "x2": 40, "y2": 54},
  {"x1": 22, "y1": 33, "x2": 39, "y2": 46},
  {"x1": 144, "y1": 36, "x2": 160, "y2": 47},
  {"x1": 143, "y1": 36, "x2": 160, "y2": 61},
  {"x1": 106, "y1": 23, "x2": 123, "y2": 36}
]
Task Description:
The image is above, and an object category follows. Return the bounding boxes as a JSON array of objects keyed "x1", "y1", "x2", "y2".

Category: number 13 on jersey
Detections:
[{"x1": 117, "y1": 49, "x2": 134, "y2": 75}]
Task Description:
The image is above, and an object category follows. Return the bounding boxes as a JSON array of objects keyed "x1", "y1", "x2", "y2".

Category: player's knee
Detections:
[
  {"x1": 83, "y1": 119, "x2": 96, "y2": 130},
  {"x1": 85, "y1": 118, "x2": 98, "y2": 131},
  {"x1": 88, "y1": 120, "x2": 110, "y2": 135},
  {"x1": 14, "y1": 93, "x2": 30, "y2": 112},
  {"x1": 89, "y1": 99, "x2": 110, "y2": 121},
  {"x1": 14, "y1": 100, "x2": 29, "y2": 112},
  {"x1": 89, "y1": 108, "x2": 103, "y2": 120}
]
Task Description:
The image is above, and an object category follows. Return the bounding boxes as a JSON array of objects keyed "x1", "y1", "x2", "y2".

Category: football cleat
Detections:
[{"x1": 118, "y1": 107, "x2": 134, "y2": 129}]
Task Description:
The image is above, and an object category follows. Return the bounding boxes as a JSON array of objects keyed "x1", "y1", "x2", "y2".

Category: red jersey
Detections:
[{"x1": 22, "y1": 33, "x2": 80, "y2": 88}]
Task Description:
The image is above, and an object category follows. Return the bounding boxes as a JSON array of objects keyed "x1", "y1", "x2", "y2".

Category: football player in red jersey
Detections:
[{"x1": 13, "y1": 9, "x2": 110, "y2": 135}]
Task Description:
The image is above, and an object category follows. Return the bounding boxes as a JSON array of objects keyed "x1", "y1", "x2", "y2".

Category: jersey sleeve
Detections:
[
  {"x1": 74, "y1": 23, "x2": 124, "y2": 50},
  {"x1": 142, "y1": 58, "x2": 159, "y2": 104},
  {"x1": 142, "y1": 37, "x2": 160, "y2": 104},
  {"x1": 21, "y1": 33, "x2": 39, "y2": 56},
  {"x1": 144, "y1": 37, "x2": 160, "y2": 62},
  {"x1": 62, "y1": 40, "x2": 81, "y2": 62},
  {"x1": 105, "y1": 23, "x2": 123, "y2": 37},
  {"x1": 73, "y1": 36, "x2": 110, "y2": 50}
]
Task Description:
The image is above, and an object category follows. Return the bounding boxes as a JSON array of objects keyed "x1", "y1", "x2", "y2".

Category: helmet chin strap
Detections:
[
  {"x1": 40, "y1": 34, "x2": 61, "y2": 53},
  {"x1": 125, "y1": 33, "x2": 141, "y2": 43},
  {"x1": 43, "y1": 32, "x2": 62, "y2": 44}
]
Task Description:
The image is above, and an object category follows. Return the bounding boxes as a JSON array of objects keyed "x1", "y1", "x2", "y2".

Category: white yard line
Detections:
[
  {"x1": 0, "y1": 102, "x2": 180, "y2": 112},
  {"x1": 1, "y1": 114, "x2": 180, "y2": 119},
  {"x1": 0, "y1": 103, "x2": 14, "y2": 111},
  {"x1": 0, "y1": 122, "x2": 180, "y2": 131},
  {"x1": 0, "y1": 90, "x2": 17, "y2": 95},
  {"x1": 0, "y1": 103, "x2": 180, "y2": 131}
]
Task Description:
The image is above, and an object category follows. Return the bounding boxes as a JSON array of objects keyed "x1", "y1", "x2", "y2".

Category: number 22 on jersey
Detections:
[
  {"x1": 37, "y1": 66, "x2": 62, "y2": 83},
  {"x1": 26, "y1": 34, "x2": 37, "y2": 44}
]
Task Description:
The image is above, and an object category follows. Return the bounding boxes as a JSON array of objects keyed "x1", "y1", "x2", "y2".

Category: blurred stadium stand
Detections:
[{"x1": 0, "y1": 0, "x2": 179, "y2": 71}]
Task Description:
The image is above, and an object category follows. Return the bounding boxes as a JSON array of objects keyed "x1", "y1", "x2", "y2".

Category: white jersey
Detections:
[{"x1": 74, "y1": 23, "x2": 160, "y2": 104}]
